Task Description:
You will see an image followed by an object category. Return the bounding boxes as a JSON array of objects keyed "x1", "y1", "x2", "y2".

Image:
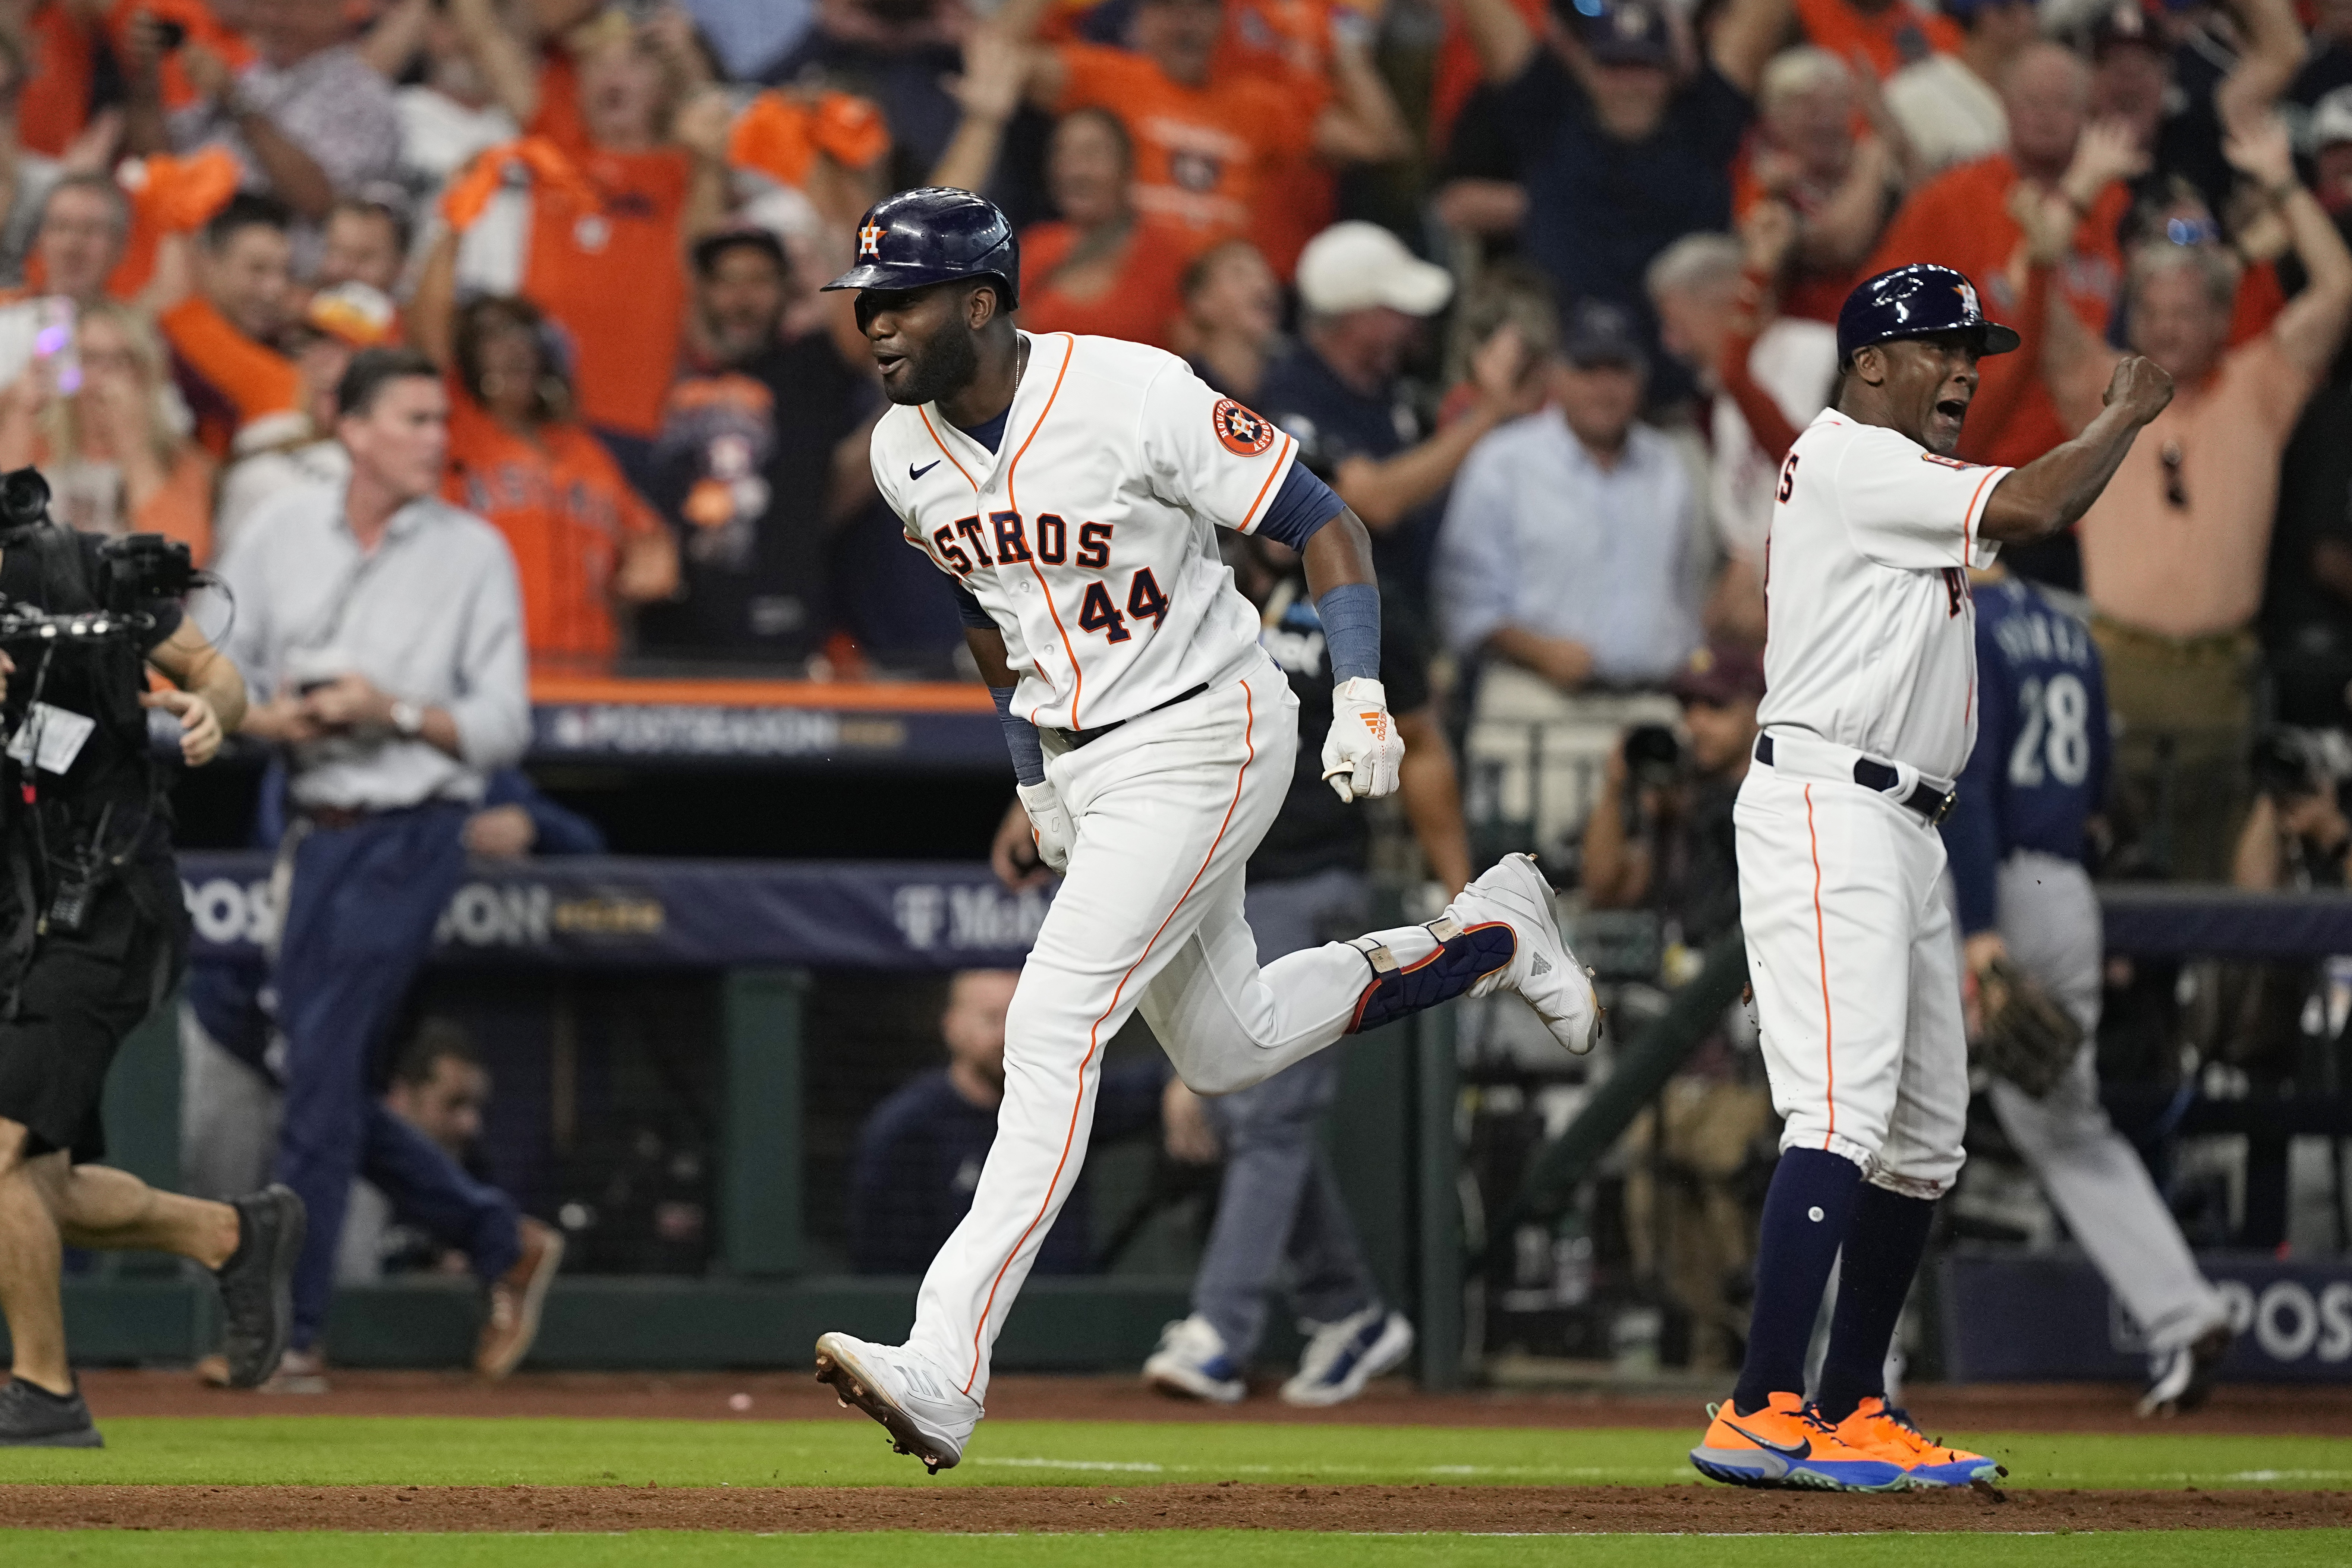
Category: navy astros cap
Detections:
[
  {"x1": 1836, "y1": 263, "x2": 2021, "y2": 366},
  {"x1": 1562, "y1": 299, "x2": 1648, "y2": 370},
  {"x1": 1581, "y1": 0, "x2": 1675, "y2": 67}
]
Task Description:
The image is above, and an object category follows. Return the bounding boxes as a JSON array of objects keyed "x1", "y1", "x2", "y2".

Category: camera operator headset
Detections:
[{"x1": 0, "y1": 466, "x2": 246, "y2": 1029}]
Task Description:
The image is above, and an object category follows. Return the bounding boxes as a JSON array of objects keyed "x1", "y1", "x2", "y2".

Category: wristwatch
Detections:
[{"x1": 388, "y1": 698, "x2": 426, "y2": 738}]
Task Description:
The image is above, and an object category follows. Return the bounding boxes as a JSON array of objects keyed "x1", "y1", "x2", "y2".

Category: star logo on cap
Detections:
[
  {"x1": 859, "y1": 223, "x2": 884, "y2": 258},
  {"x1": 1956, "y1": 281, "x2": 1981, "y2": 318}
]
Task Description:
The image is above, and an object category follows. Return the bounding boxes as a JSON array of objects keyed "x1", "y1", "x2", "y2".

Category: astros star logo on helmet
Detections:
[{"x1": 859, "y1": 223, "x2": 884, "y2": 258}]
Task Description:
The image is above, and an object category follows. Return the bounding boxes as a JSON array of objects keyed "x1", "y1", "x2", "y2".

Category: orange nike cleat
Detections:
[
  {"x1": 1688, "y1": 1391, "x2": 1908, "y2": 1490},
  {"x1": 1830, "y1": 1397, "x2": 2003, "y2": 1488}
]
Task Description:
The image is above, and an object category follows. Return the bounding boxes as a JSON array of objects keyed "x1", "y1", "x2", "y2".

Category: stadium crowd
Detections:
[{"x1": 0, "y1": 0, "x2": 2346, "y2": 864}]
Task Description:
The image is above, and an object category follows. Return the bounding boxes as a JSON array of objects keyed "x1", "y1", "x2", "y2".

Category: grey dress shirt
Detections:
[
  {"x1": 212, "y1": 480, "x2": 530, "y2": 811},
  {"x1": 1434, "y1": 410, "x2": 1703, "y2": 685}
]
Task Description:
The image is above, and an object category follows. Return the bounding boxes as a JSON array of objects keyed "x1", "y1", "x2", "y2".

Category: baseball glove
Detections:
[{"x1": 1971, "y1": 956, "x2": 2084, "y2": 1099}]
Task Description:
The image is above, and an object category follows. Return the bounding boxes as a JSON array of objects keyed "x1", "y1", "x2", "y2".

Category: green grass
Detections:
[
  {"x1": 0, "y1": 1419, "x2": 2346, "y2": 1490},
  {"x1": 9, "y1": 1531, "x2": 2352, "y2": 1568}
]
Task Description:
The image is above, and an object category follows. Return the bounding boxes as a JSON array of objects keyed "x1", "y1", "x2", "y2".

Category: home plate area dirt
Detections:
[{"x1": 8, "y1": 1484, "x2": 2349, "y2": 1534}]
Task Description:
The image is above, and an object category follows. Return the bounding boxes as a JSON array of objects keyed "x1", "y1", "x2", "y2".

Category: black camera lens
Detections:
[{"x1": 0, "y1": 468, "x2": 50, "y2": 529}]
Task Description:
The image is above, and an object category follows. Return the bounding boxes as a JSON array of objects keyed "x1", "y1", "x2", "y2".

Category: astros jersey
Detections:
[
  {"x1": 1938, "y1": 577, "x2": 2110, "y2": 934},
  {"x1": 1755, "y1": 409, "x2": 2012, "y2": 782},
  {"x1": 873, "y1": 331, "x2": 1297, "y2": 732}
]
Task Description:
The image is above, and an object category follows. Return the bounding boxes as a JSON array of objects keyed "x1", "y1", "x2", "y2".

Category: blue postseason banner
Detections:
[
  {"x1": 1940, "y1": 1249, "x2": 2352, "y2": 1382},
  {"x1": 178, "y1": 853, "x2": 1052, "y2": 971}
]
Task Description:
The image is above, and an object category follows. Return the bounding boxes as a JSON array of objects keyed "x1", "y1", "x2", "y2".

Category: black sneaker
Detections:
[
  {"x1": 0, "y1": 1377, "x2": 102, "y2": 1448},
  {"x1": 2140, "y1": 1323, "x2": 2234, "y2": 1417},
  {"x1": 215, "y1": 1183, "x2": 306, "y2": 1389}
]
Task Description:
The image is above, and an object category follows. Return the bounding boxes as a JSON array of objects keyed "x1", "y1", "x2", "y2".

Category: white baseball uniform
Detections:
[
  {"x1": 1738, "y1": 408, "x2": 2011, "y2": 1198},
  {"x1": 872, "y1": 330, "x2": 1468, "y2": 1403}
]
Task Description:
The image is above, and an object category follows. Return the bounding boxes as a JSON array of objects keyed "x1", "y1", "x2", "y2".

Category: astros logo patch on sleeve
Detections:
[
  {"x1": 1212, "y1": 398, "x2": 1276, "y2": 457},
  {"x1": 1919, "y1": 453, "x2": 1978, "y2": 470}
]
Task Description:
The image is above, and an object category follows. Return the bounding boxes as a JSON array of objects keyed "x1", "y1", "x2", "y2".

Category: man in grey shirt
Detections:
[
  {"x1": 216, "y1": 348, "x2": 559, "y2": 1389},
  {"x1": 1435, "y1": 302, "x2": 1703, "y2": 689}
]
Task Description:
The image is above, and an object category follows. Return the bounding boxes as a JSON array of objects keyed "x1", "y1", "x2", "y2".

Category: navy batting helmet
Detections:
[
  {"x1": 823, "y1": 187, "x2": 1020, "y2": 310},
  {"x1": 1836, "y1": 264, "x2": 2020, "y2": 367}
]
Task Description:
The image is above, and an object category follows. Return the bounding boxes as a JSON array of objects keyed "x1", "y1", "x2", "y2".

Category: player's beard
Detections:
[{"x1": 886, "y1": 321, "x2": 982, "y2": 407}]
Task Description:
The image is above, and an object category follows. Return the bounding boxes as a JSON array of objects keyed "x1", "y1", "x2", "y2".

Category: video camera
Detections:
[
  {"x1": 0, "y1": 468, "x2": 198, "y2": 645},
  {"x1": 0, "y1": 467, "x2": 204, "y2": 764}
]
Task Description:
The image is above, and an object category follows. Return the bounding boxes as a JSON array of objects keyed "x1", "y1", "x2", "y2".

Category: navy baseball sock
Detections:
[
  {"x1": 1812, "y1": 1182, "x2": 1937, "y2": 1425},
  {"x1": 1729, "y1": 1148, "x2": 1863, "y2": 1417}
]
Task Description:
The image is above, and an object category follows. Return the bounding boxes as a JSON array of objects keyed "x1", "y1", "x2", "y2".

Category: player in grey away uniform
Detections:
[{"x1": 1943, "y1": 565, "x2": 2233, "y2": 1416}]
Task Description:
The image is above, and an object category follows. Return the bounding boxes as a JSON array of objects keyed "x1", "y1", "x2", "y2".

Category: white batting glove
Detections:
[
  {"x1": 1320, "y1": 677, "x2": 1404, "y2": 802},
  {"x1": 1015, "y1": 779, "x2": 1074, "y2": 873}
]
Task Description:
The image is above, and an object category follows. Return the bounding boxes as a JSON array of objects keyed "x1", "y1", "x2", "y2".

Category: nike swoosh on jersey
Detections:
[
  {"x1": 1722, "y1": 1422, "x2": 1811, "y2": 1460},
  {"x1": 910, "y1": 460, "x2": 941, "y2": 480}
]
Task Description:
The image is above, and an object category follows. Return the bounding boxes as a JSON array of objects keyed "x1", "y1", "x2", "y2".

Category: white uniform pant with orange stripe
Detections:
[
  {"x1": 1734, "y1": 754, "x2": 1969, "y2": 1199},
  {"x1": 907, "y1": 657, "x2": 1439, "y2": 1404}
]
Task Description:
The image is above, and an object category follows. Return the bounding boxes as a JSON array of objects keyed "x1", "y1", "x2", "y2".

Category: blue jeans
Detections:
[
  {"x1": 1191, "y1": 868, "x2": 1382, "y2": 1361},
  {"x1": 272, "y1": 804, "x2": 520, "y2": 1350}
]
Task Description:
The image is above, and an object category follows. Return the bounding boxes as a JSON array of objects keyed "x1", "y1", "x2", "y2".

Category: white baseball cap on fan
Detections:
[{"x1": 1295, "y1": 222, "x2": 1455, "y2": 318}]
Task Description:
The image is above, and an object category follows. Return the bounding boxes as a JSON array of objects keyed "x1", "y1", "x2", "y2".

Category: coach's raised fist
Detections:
[{"x1": 2102, "y1": 355, "x2": 2174, "y2": 424}]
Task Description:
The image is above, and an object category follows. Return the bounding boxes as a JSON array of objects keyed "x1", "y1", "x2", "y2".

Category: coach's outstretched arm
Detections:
[{"x1": 1977, "y1": 356, "x2": 2173, "y2": 545}]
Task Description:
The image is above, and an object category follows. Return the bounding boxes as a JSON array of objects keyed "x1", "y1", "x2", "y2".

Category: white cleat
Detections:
[
  {"x1": 1279, "y1": 1307, "x2": 1416, "y2": 1407},
  {"x1": 813, "y1": 1331, "x2": 981, "y2": 1474},
  {"x1": 1142, "y1": 1315, "x2": 1248, "y2": 1404},
  {"x1": 1447, "y1": 853, "x2": 1602, "y2": 1055}
]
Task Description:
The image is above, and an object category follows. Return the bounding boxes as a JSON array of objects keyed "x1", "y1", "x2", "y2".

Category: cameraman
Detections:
[
  {"x1": 0, "y1": 471, "x2": 303, "y2": 1447},
  {"x1": 1581, "y1": 641, "x2": 1763, "y2": 944},
  {"x1": 2232, "y1": 730, "x2": 2352, "y2": 892}
]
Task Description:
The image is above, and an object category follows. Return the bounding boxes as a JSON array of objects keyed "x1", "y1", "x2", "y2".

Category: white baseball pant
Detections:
[
  {"x1": 907, "y1": 656, "x2": 1462, "y2": 1404},
  {"x1": 1735, "y1": 730, "x2": 1970, "y2": 1198},
  {"x1": 1981, "y1": 851, "x2": 2229, "y2": 1353}
]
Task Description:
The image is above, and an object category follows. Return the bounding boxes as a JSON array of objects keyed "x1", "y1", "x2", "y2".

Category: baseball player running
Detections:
[
  {"x1": 808, "y1": 189, "x2": 1600, "y2": 1472},
  {"x1": 1944, "y1": 567, "x2": 2234, "y2": 1416},
  {"x1": 1690, "y1": 264, "x2": 2174, "y2": 1492}
]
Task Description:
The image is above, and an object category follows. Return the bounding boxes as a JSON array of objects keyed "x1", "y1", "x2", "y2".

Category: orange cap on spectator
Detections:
[{"x1": 301, "y1": 283, "x2": 399, "y2": 349}]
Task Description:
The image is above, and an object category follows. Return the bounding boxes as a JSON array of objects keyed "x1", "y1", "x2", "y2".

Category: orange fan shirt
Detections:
[
  {"x1": 1017, "y1": 217, "x2": 1198, "y2": 348},
  {"x1": 1793, "y1": 0, "x2": 1961, "y2": 81},
  {"x1": 18, "y1": 3, "x2": 96, "y2": 159},
  {"x1": 1866, "y1": 153, "x2": 2130, "y2": 468},
  {"x1": 444, "y1": 388, "x2": 663, "y2": 665},
  {"x1": 157, "y1": 295, "x2": 302, "y2": 458},
  {"x1": 516, "y1": 145, "x2": 692, "y2": 438},
  {"x1": 1052, "y1": 44, "x2": 1316, "y2": 258}
]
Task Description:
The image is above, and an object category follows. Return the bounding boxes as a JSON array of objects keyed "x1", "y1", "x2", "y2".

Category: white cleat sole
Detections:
[
  {"x1": 1454, "y1": 854, "x2": 1601, "y2": 1055},
  {"x1": 813, "y1": 1332, "x2": 966, "y2": 1474}
]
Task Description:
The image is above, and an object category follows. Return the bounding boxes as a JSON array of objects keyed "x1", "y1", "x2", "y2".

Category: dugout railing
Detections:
[{"x1": 21, "y1": 855, "x2": 1473, "y2": 1386}]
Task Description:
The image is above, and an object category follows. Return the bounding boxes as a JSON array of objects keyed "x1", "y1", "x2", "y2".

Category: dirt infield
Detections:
[
  {"x1": 72, "y1": 1369, "x2": 2352, "y2": 1436},
  {"x1": 5, "y1": 1482, "x2": 2347, "y2": 1534}
]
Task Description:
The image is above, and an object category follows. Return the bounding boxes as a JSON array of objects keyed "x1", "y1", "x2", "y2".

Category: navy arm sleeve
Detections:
[{"x1": 1254, "y1": 462, "x2": 1345, "y2": 550}]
